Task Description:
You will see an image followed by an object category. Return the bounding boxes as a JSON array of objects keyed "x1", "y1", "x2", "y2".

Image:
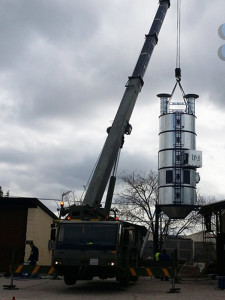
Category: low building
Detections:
[
  {"x1": 142, "y1": 234, "x2": 193, "y2": 261},
  {"x1": 0, "y1": 197, "x2": 57, "y2": 272},
  {"x1": 186, "y1": 231, "x2": 216, "y2": 262}
]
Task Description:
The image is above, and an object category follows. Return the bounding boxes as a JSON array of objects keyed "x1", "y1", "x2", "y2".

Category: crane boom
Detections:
[
  {"x1": 82, "y1": 0, "x2": 170, "y2": 210},
  {"x1": 53, "y1": 1, "x2": 171, "y2": 286}
]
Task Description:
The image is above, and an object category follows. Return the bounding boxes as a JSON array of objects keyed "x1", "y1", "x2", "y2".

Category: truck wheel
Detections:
[{"x1": 64, "y1": 274, "x2": 76, "y2": 285}]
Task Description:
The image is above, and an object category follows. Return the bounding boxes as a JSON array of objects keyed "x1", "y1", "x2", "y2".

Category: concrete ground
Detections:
[{"x1": 1, "y1": 274, "x2": 225, "y2": 300}]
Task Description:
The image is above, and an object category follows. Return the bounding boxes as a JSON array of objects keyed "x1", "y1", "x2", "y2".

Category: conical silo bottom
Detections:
[{"x1": 158, "y1": 204, "x2": 198, "y2": 219}]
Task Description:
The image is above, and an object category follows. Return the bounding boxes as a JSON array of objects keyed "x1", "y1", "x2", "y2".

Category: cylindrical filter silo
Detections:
[{"x1": 157, "y1": 93, "x2": 202, "y2": 219}]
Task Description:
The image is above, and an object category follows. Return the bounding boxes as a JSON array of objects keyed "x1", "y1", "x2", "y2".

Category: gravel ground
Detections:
[{"x1": 1, "y1": 274, "x2": 225, "y2": 300}]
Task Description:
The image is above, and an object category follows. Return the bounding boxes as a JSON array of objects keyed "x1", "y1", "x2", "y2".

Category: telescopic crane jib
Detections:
[
  {"x1": 63, "y1": 0, "x2": 171, "y2": 221},
  {"x1": 53, "y1": 1, "x2": 170, "y2": 286}
]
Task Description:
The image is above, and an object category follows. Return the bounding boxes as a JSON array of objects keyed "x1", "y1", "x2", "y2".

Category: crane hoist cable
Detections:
[
  {"x1": 170, "y1": 0, "x2": 186, "y2": 104},
  {"x1": 176, "y1": 0, "x2": 181, "y2": 71},
  {"x1": 80, "y1": 144, "x2": 105, "y2": 201},
  {"x1": 81, "y1": 132, "x2": 121, "y2": 204}
]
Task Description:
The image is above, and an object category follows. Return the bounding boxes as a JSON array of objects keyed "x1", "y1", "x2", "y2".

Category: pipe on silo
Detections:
[
  {"x1": 157, "y1": 93, "x2": 171, "y2": 115},
  {"x1": 184, "y1": 94, "x2": 199, "y2": 116}
]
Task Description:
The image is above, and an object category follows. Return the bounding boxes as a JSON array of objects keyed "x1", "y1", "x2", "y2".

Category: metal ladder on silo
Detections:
[{"x1": 174, "y1": 112, "x2": 183, "y2": 204}]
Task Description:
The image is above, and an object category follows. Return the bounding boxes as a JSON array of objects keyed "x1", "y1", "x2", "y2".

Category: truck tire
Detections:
[{"x1": 64, "y1": 274, "x2": 77, "y2": 285}]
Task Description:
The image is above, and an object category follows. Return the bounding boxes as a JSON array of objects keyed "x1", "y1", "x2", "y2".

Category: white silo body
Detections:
[{"x1": 157, "y1": 93, "x2": 202, "y2": 219}]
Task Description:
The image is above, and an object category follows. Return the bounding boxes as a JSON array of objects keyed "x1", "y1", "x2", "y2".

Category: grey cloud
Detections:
[
  {"x1": 0, "y1": 0, "x2": 225, "y2": 201},
  {"x1": 0, "y1": 1, "x2": 100, "y2": 67}
]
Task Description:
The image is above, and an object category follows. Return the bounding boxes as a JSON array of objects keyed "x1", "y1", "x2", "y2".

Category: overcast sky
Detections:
[{"x1": 0, "y1": 0, "x2": 225, "y2": 211}]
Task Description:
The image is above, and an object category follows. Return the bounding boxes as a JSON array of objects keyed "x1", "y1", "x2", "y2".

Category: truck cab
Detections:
[{"x1": 52, "y1": 219, "x2": 146, "y2": 285}]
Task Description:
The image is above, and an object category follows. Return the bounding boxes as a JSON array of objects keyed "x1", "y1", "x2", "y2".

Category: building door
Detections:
[{"x1": 0, "y1": 208, "x2": 27, "y2": 272}]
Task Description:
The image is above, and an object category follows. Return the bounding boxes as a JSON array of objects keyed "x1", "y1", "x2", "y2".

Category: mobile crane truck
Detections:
[{"x1": 51, "y1": 0, "x2": 170, "y2": 286}]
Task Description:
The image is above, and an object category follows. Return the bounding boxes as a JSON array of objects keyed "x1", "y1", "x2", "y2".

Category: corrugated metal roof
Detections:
[{"x1": 199, "y1": 199, "x2": 225, "y2": 215}]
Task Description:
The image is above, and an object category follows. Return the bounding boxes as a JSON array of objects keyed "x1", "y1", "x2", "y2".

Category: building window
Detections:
[
  {"x1": 183, "y1": 170, "x2": 190, "y2": 184},
  {"x1": 166, "y1": 170, "x2": 173, "y2": 184}
]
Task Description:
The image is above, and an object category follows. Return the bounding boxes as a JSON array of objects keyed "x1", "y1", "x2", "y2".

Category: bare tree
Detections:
[
  {"x1": 168, "y1": 193, "x2": 216, "y2": 237},
  {"x1": 114, "y1": 170, "x2": 214, "y2": 241},
  {"x1": 55, "y1": 190, "x2": 84, "y2": 217},
  {"x1": 0, "y1": 186, "x2": 10, "y2": 197},
  {"x1": 62, "y1": 190, "x2": 83, "y2": 206},
  {"x1": 114, "y1": 170, "x2": 158, "y2": 234},
  {"x1": 0, "y1": 186, "x2": 3, "y2": 197}
]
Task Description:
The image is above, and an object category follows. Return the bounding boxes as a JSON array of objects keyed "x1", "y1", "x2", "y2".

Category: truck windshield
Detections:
[{"x1": 56, "y1": 223, "x2": 118, "y2": 250}]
